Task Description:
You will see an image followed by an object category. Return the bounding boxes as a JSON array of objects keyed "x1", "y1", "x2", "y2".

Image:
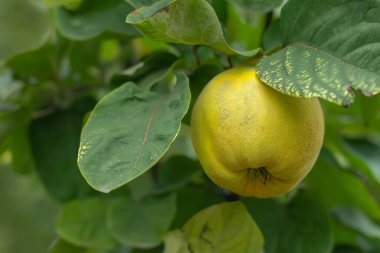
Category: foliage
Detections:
[{"x1": 1, "y1": 0, "x2": 380, "y2": 252}]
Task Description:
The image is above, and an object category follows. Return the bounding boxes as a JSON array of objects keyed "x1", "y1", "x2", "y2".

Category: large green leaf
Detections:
[
  {"x1": 126, "y1": 0, "x2": 261, "y2": 57},
  {"x1": 256, "y1": 0, "x2": 380, "y2": 106},
  {"x1": 78, "y1": 73, "x2": 190, "y2": 193},
  {"x1": 244, "y1": 193, "x2": 333, "y2": 253},
  {"x1": 164, "y1": 202, "x2": 264, "y2": 253},
  {"x1": 55, "y1": 0, "x2": 138, "y2": 40},
  {"x1": 107, "y1": 194, "x2": 176, "y2": 248},
  {"x1": 30, "y1": 99, "x2": 96, "y2": 202},
  {"x1": 0, "y1": 0, "x2": 51, "y2": 63},
  {"x1": 57, "y1": 198, "x2": 119, "y2": 250}
]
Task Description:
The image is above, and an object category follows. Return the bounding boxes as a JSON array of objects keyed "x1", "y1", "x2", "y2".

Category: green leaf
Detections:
[
  {"x1": 331, "y1": 218, "x2": 362, "y2": 247},
  {"x1": 153, "y1": 156, "x2": 201, "y2": 194},
  {"x1": 108, "y1": 194, "x2": 176, "y2": 248},
  {"x1": 44, "y1": 0, "x2": 83, "y2": 10},
  {"x1": 6, "y1": 43, "x2": 60, "y2": 82},
  {"x1": 360, "y1": 94, "x2": 380, "y2": 128},
  {"x1": 262, "y1": 19, "x2": 282, "y2": 52},
  {"x1": 9, "y1": 124, "x2": 35, "y2": 174},
  {"x1": 30, "y1": 99, "x2": 97, "y2": 202},
  {"x1": 55, "y1": 0, "x2": 138, "y2": 41},
  {"x1": 256, "y1": 43, "x2": 380, "y2": 106},
  {"x1": 165, "y1": 202, "x2": 264, "y2": 253},
  {"x1": 305, "y1": 154, "x2": 380, "y2": 220},
  {"x1": 183, "y1": 64, "x2": 223, "y2": 124},
  {"x1": 164, "y1": 124, "x2": 197, "y2": 160},
  {"x1": 333, "y1": 245, "x2": 363, "y2": 253},
  {"x1": 257, "y1": 0, "x2": 380, "y2": 106},
  {"x1": 225, "y1": 2, "x2": 266, "y2": 51},
  {"x1": 0, "y1": 68, "x2": 24, "y2": 103},
  {"x1": 163, "y1": 230, "x2": 189, "y2": 253},
  {"x1": 57, "y1": 198, "x2": 119, "y2": 250},
  {"x1": 127, "y1": 155, "x2": 200, "y2": 199},
  {"x1": 242, "y1": 198, "x2": 284, "y2": 253},
  {"x1": 49, "y1": 239, "x2": 86, "y2": 253},
  {"x1": 227, "y1": 0, "x2": 283, "y2": 14},
  {"x1": 171, "y1": 184, "x2": 224, "y2": 229},
  {"x1": 343, "y1": 138, "x2": 380, "y2": 185},
  {"x1": 78, "y1": 73, "x2": 190, "y2": 193},
  {"x1": 244, "y1": 193, "x2": 333, "y2": 253},
  {"x1": 0, "y1": 108, "x2": 30, "y2": 149},
  {"x1": 0, "y1": 0, "x2": 51, "y2": 63},
  {"x1": 333, "y1": 206, "x2": 380, "y2": 239},
  {"x1": 126, "y1": 0, "x2": 261, "y2": 57},
  {"x1": 126, "y1": 0, "x2": 157, "y2": 9}
]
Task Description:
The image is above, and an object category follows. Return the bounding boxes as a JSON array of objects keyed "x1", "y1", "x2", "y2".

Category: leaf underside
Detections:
[
  {"x1": 257, "y1": 0, "x2": 380, "y2": 106},
  {"x1": 256, "y1": 43, "x2": 380, "y2": 106}
]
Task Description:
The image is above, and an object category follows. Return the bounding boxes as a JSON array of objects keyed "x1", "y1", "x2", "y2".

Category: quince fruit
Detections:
[{"x1": 191, "y1": 67, "x2": 324, "y2": 198}]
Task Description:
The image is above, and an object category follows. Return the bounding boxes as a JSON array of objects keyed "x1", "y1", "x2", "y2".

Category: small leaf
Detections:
[
  {"x1": 57, "y1": 198, "x2": 119, "y2": 250},
  {"x1": 55, "y1": 0, "x2": 138, "y2": 40},
  {"x1": 170, "y1": 202, "x2": 265, "y2": 253},
  {"x1": 256, "y1": 43, "x2": 380, "y2": 106},
  {"x1": 78, "y1": 73, "x2": 190, "y2": 193},
  {"x1": 126, "y1": 0, "x2": 261, "y2": 57},
  {"x1": 107, "y1": 194, "x2": 176, "y2": 248},
  {"x1": 333, "y1": 206, "x2": 380, "y2": 239},
  {"x1": 0, "y1": 0, "x2": 51, "y2": 63}
]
